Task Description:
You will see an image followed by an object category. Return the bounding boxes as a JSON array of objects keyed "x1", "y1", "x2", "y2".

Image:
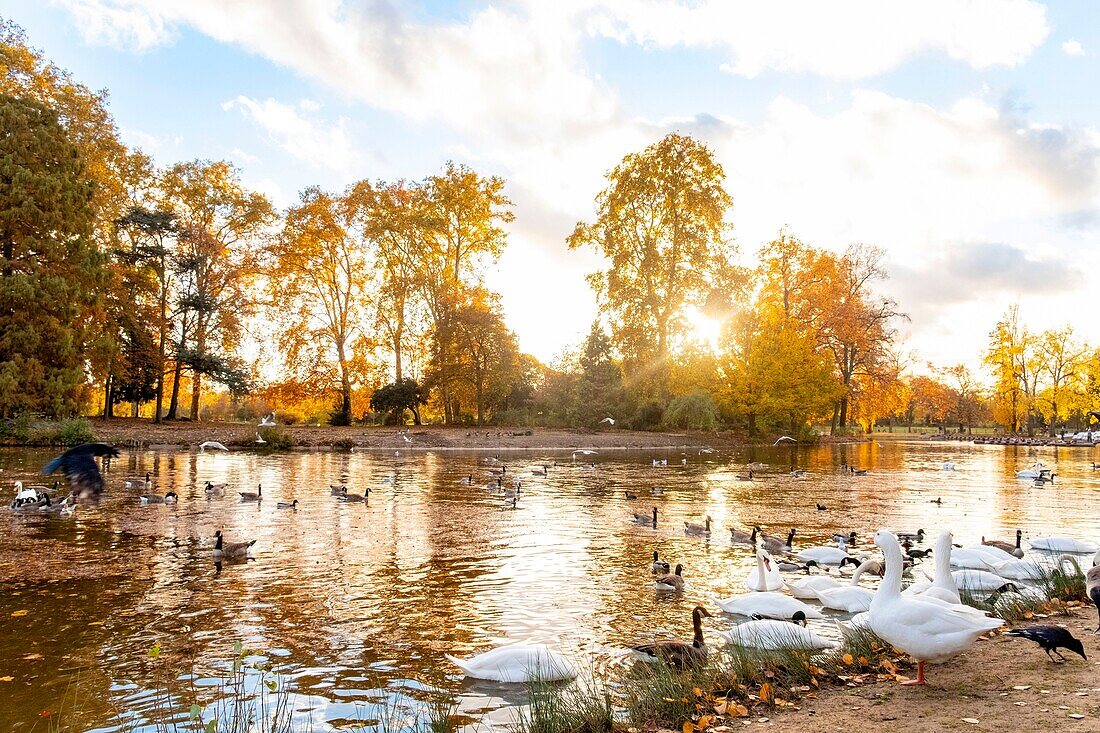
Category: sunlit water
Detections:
[{"x1": 1, "y1": 440, "x2": 1098, "y2": 730}]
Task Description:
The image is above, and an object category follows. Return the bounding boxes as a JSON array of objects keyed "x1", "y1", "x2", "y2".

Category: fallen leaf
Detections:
[
  {"x1": 10, "y1": 610, "x2": 28, "y2": 617},
  {"x1": 961, "y1": 718, "x2": 980, "y2": 724},
  {"x1": 759, "y1": 682, "x2": 773, "y2": 704},
  {"x1": 1069, "y1": 714, "x2": 1085, "y2": 719},
  {"x1": 22, "y1": 654, "x2": 42, "y2": 661},
  {"x1": 0, "y1": 677, "x2": 13, "y2": 682},
  {"x1": 682, "y1": 722, "x2": 692, "y2": 733},
  {"x1": 698, "y1": 715, "x2": 715, "y2": 729},
  {"x1": 1013, "y1": 685, "x2": 1031, "y2": 690},
  {"x1": 728, "y1": 703, "x2": 749, "y2": 718},
  {"x1": 842, "y1": 653, "x2": 854, "y2": 666},
  {"x1": 714, "y1": 700, "x2": 728, "y2": 715}
]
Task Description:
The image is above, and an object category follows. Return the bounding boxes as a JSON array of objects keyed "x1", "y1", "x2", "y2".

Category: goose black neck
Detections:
[
  {"x1": 215, "y1": 533, "x2": 223, "y2": 550},
  {"x1": 692, "y1": 608, "x2": 704, "y2": 646}
]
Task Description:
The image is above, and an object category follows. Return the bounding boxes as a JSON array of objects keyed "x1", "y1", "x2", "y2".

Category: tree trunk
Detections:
[
  {"x1": 475, "y1": 372, "x2": 484, "y2": 426},
  {"x1": 102, "y1": 374, "x2": 113, "y2": 418},
  {"x1": 747, "y1": 412, "x2": 757, "y2": 436},
  {"x1": 190, "y1": 317, "x2": 206, "y2": 420},
  {"x1": 336, "y1": 342, "x2": 352, "y2": 424},
  {"x1": 154, "y1": 298, "x2": 168, "y2": 424},
  {"x1": 166, "y1": 358, "x2": 183, "y2": 420},
  {"x1": 838, "y1": 395, "x2": 849, "y2": 433},
  {"x1": 830, "y1": 402, "x2": 839, "y2": 434},
  {"x1": 394, "y1": 321, "x2": 403, "y2": 383}
]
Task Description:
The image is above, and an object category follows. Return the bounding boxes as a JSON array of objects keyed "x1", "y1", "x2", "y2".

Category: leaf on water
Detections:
[{"x1": 11, "y1": 610, "x2": 28, "y2": 617}]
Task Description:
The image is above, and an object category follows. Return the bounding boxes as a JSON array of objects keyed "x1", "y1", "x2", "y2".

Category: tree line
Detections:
[{"x1": 2, "y1": 23, "x2": 1093, "y2": 436}]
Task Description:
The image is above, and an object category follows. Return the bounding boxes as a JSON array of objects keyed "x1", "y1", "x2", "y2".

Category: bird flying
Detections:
[
  {"x1": 42, "y1": 443, "x2": 120, "y2": 498},
  {"x1": 774, "y1": 436, "x2": 797, "y2": 445},
  {"x1": 199, "y1": 441, "x2": 229, "y2": 453},
  {"x1": 599, "y1": 417, "x2": 615, "y2": 425}
]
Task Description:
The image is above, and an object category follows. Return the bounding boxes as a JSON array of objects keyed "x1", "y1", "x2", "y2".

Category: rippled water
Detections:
[{"x1": 1, "y1": 439, "x2": 1098, "y2": 730}]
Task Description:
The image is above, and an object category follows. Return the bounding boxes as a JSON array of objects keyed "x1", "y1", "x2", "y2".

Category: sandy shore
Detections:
[
  {"x1": 80, "y1": 418, "x2": 842, "y2": 451},
  {"x1": 725, "y1": 615, "x2": 1099, "y2": 732}
]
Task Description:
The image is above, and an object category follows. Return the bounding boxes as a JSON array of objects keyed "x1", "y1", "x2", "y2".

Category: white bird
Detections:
[
  {"x1": 903, "y1": 531, "x2": 961, "y2": 604},
  {"x1": 796, "y1": 543, "x2": 852, "y2": 566},
  {"x1": 868, "y1": 530, "x2": 1003, "y2": 685},
  {"x1": 599, "y1": 417, "x2": 615, "y2": 425},
  {"x1": 948, "y1": 548, "x2": 999, "y2": 571},
  {"x1": 744, "y1": 548, "x2": 786, "y2": 592},
  {"x1": 1029, "y1": 536, "x2": 1099, "y2": 554},
  {"x1": 698, "y1": 448, "x2": 715, "y2": 455},
  {"x1": 813, "y1": 560, "x2": 879, "y2": 612},
  {"x1": 990, "y1": 557, "x2": 1045, "y2": 581},
  {"x1": 951, "y1": 569, "x2": 1013, "y2": 593},
  {"x1": 12, "y1": 481, "x2": 37, "y2": 505},
  {"x1": 773, "y1": 436, "x2": 797, "y2": 445},
  {"x1": 572, "y1": 449, "x2": 597, "y2": 459},
  {"x1": 720, "y1": 618, "x2": 836, "y2": 651},
  {"x1": 788, "y1": 564, "x2": 847, "y2": 600},
  {"x1": 259, "y1": 412, "x2": 276, "y2": 426},
  {"x1": 713, "y1": 592, "x2": 823, "y2": 620},
  {"x1": 960, "y1": 544, "x2": 1018, "y2": 564},
  {"x1": 199, "y1": 441, "x2": 229, "y2": 453},
  {"x1": 445, "y1": 643, "x2": 577, "y2": 683},
  {"x1": 255, "y1": 433, "x2": 266, "y2": 445},
  {"x1": 401, "y1": 432, "x2": 412, "y2": 444}
]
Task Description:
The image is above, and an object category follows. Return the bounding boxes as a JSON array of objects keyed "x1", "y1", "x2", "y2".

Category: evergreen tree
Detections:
[{"x1": 0, "y1": 94, "x2": 101, "y2": 417}]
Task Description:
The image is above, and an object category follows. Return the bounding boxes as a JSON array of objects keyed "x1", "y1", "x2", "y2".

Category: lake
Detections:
[{"x1": 1, "y1": 439, "x2": 1097, "y2": 730}]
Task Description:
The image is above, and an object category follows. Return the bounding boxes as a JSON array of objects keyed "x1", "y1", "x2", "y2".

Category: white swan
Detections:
[
  {"x1": 720, "y1": 619, "x2": 836, "y2": 651},
  {"x1": 989, "y1": 557, "x2": 1044, "y2": 581},
  {"x1": 796, "y1": 543, "x2": 852, "y2": 565},
  {"x1": 903, "y1": 531, "x2": 960, "y2": 604},
  {"x1": 744, "y1": 548, "x2": 785, "y2": 592},
  {"x1": 713, "y1": 592, "x2": 823, "y2": 620},
  {"x1": 1028, "y1": 536, "x2": 1098, "y2": 554},
  {"x1": 868, "y1": 530, "x2": 1003, "y2": 685},
  {"x1": 788, "y1": 565, "x2": 847, "y2": 600},
  {"x1": 814, "y1": 560, "x2": 878, "y2": 612},
  {"x1": 445, "y1": 642, "x2": 577, "y2": 683},
  {"x1": 961, "y1": 544, "x2": 1018, "y2": 564},
  {"x1": 948, "y1": 548, "x2": 999, "y2": 571},
  {"x1": 951, "y1": 569, "x2": 1013, "y2": 593}
]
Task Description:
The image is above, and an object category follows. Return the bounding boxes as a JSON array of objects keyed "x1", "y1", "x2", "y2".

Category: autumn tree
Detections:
[
  {"x1": 158, "y1": 160, "x2": 273, "y2": 419},
  {"x1": 569, "y1": 133, "x2": 736, "y2": 398},
  {"x1": 984, "y1": 306, "x2": 1029, "y2": 433},
  {"x1": 272, "y1": 187, "x2": 372, "y2": 425},
  {"x1": 0, "y1": 94, "x2": 101, "y2": 417},
  {"x1": 1035, "y1": 327, "x2": 1087, "y2": 436},
  {"x1": 941, "y1": 363, "x2": 984, "y2": 433}
]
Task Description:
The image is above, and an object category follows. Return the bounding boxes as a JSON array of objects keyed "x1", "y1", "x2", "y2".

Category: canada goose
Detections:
[
  {"x1": 816, "y1": 503, "x2": 827, "y2": 511},
  {"x1": 631, "y1": 606, "x2": 710, "y2": 668},
  {"x1": 983, "y1": 529, "x2": 1024, "y2": 558},
  {"x1": 239, "y1": 484, "x2": 262, "y2": 502},
  {"x1": 212, "y1": 530, "x2": 255, "y2": 560},
  {"x1": 833, "y1": 531, "x2": 858, "y2": 545},
  {"x1": 761, "y1": 528, "x2": 796, "y2": 554},
  {"x1": 140, "y1": 491, "x2": 178, "y2": 505},
  {"x1": 734, "y1": 469, "x2": 754, "y2": 481},
  {"x1": 684, "y1": 516, "x2": 711, "y2": 535},
  {"x1": 730, "y1": 526, "x2": 757, "y2": 545},
  {"x1": 650, "y1": 550, "x2": 671, "y2": 574},
  {"x1": 633, "y1": 507, "x2": 658, "y2": 526},
  {"x1": 531, "y1": 466, "x2": 547, "y2": 476},
  {"x1": 340, "y1": 488, "x2": 371, "y2": 502},
  {"x1": 330, "y1": 485, "x2": 348, "y2": 496},
  {"x1": 277, "y1": 499, "x2": 299, "y2": 509},
  {"x1": 791, "y1": 468, "x2": 808, "y2": 478},
  {"x1": 654, "y1": 564, "x2": 685, "y2": 591},
  {"x1": 503, "y1": 482, "x2": 521, "y2": 498},
  {"x1": 205, "y1": 481, "x2": 228, "y2": 493},
  {"x1": 459, "y1": 475, "x2": 472, "y2": 484},
  {"x1": 624, "y1": 491, "x2": 638, "y2": 500},
  {"x1": 124, "y1": 472, "x2": 152, "y2": 491}
]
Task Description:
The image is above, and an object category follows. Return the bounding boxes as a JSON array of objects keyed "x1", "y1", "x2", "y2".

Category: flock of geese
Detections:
[{"x1": 8, "y1": 442, "x2": 1100, "y2": 688}]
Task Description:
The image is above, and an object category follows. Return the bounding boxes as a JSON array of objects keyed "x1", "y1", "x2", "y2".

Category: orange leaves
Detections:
[{"x1": 758, "y1": 682, "x2": 774, "y2": 704}]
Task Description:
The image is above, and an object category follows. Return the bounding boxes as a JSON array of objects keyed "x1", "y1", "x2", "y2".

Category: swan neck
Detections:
[
  {"x1": 1059, "y1": 554, "x2": 1082, "y2": 575},
  {"x1": 880, "y1": 536, "x2": 904, "y2": 597},
  {"x1": 934, "y1": 533, "x2": 952, "y2": 587}
]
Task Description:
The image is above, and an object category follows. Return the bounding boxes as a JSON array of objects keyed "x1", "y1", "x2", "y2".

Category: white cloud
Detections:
[
  {"x1": 223, "y1": 97, "x2": 359, "y2": 174},
  {"x1": 587, "y1": 0, "x2": 1049, "y2": 78},
  {"x1": 1062, "y1": 39, "x2": 1086, "y2": 56},
  {"x1": 52, "y1": 0, "x2": 175, "y2": 51}
]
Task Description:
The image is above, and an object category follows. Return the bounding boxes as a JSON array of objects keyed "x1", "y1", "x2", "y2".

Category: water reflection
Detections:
[{"x1": 1, "y1": 440, "x2": 1097, "y2": 729}]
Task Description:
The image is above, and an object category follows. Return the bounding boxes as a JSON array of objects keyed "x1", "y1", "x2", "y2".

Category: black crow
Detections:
[{"x1": 1008, "y1": 626, "x2": 1087, "y2": 663}]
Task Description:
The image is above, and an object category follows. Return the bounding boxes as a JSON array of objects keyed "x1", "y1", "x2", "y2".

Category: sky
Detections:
[{"x1": 4, "y1": 1, "x2": 1099, "y2": 371}]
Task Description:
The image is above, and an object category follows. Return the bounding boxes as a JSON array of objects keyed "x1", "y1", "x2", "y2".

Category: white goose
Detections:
[
  {"x1": 713, "y1": 591, "x2": 823, "y2": 620},
  {"x1": 445, "y1": 642, "x2": 577, "y2": 683},
  {"x1": 814, "y1": 560, "x2": 879, "y2": 612},
  {"x1": 1028, "y1": 536, "x2": 1099, "y2": 554},
  {"x1": 720, "y1": 617, "x2": 837, "y2": 651},
  {"x1": 744, "y1": 548, "x2": 785, "y2": 592},
  {"x1": 903, "y1": 531, "x2": 960, "y2": 604},
  {"x1": 868, "y1": 530, "x2": 1003, "y2": 685}
]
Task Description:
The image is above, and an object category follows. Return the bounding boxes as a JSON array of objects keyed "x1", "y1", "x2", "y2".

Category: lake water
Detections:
[{"x1": 1, "y1": 439, "x2": 1097, "y2": 731}]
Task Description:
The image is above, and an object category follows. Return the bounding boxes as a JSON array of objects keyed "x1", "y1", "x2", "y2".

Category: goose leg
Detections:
[{"x1": 901, "y1": 660, "x2": 926, "y2": 685}]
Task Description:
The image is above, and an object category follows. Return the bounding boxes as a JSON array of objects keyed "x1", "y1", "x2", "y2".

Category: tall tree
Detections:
[
  {"x1": 569, "y1": 133, "x2": 736, "y2": 398},
  {"x1": 158, "y1": 160, "x2": 273, "y2": 419},
  {"x1": 984, "y1": 305, "x2": 1028, "y2": 433},
  {"x1": 1035, "y1": 327, "x2": 1087, "y2": 436},
  {"x1": 273, "y1": 187, "x2": 371, "y2": 425},
  {"x1": 0, "y1": 94, "x2": 100, "y2": 417}
]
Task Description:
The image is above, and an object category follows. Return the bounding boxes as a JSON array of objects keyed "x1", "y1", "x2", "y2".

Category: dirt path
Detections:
[{"x1": 740, "y1": 616, "x2": 1100, "y2": 732}]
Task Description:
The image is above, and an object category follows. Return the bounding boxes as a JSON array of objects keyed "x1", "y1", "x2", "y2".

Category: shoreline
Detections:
[{"x1": 4, "y1": 417, "x2": 870, "y2": 451}]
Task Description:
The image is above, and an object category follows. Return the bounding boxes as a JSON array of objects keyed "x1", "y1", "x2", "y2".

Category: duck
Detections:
[
  {"x1": 895, "y1": 529, "x2": 925, "y2": 543},
  {"x1": 654, "y1": 564, "x2": 685, "y2": 591},
  {"x1": 624, "y1": 491, "x2": 638, "y2": 500},
  {"x1": 446, "y1": 643, "x2": 577, "y2": 683},
  {"x1": 867, "y1": 530, "x2": 1003, "y2": 685},
  {"x1": 720, "y1": 615, "x2": 836, "y2": 651},
  {"x1": 760, "y1": 528, "x2": 796, "y2": 554},
  {"x1": 212, "y1": 530, "x2": 256, "y2": 560},
  {"x1": 650, "y1": 551, "x2": 671, "y2": 574},
  {"x1": 734, "y1": 469, "x2": 754, "y2": 482},
  {"x1": 903, "y1": 531, "x2": 960, "y2": 604},
  {"x1": 277, "y1": 499, "x2": 299, "y2": 509},
  {"x1": 330, "y1": 485, "x2": 348, "y2": 497},
  {"x1": 631, "y1": 606, "x2": 711, "y2": 668},
  {"x1": 238, "y1": 484, "x2": 262, "y2": 502},
  {"x1": 796, "y1": 543, "x2": 852, "y2": 566},
  {"x1": 1028, "y1": 536, "x2": 1099, "y2": 554},
  {"x1": 983, "y1": 529, "x2": 1024, "y2": 558},
  {"x1": 340, "y1": 488, "x2": 372, "y2": 503},
  {"x1": 832, "y1": 531, "x2": 859, "y2": 546},
  {"x1": 140, "y1": 491, "x2": 178, "y2": 505},
  {"x1": 951, "y1": 568, "x2": 1013, "y2": 593},
  {"x1": 713, "y1": 591, "x2": 823, "y2": 620},
  {"x1": 813, "y1": 560, "x2": 879, "y2": 612},
  {"x1": 684, "y1": 516, "x2": 712, "y2": 535},
  {"x1": 744, "y1": 548, "x2": 786, "y2": 592},
  {"x1": 633, "y1": 507, "x2": 658, "y2": 526},
  {"x1": 729, "y1": 526, "x2": 758, "y2": 546}
]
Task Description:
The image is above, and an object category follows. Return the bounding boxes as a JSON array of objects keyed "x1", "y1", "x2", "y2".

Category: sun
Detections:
[{"x1": 685, "y1": 308, "x2": 723, "y2": 351}]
